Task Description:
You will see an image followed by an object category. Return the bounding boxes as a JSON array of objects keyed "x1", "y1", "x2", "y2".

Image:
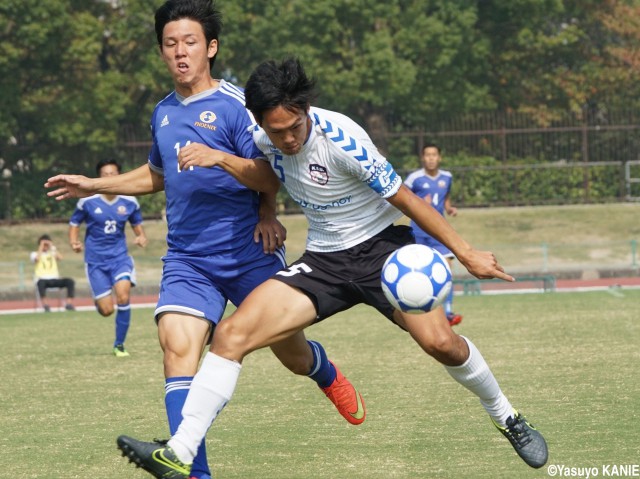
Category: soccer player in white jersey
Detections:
[
  {"x1": 46, "y1": 3, "x2": 363, "y2": 479},
  {"x1": 69, "y1": 159, "x2": 148, "y2": 357},
  {"x1": 405, "y1": 144, "x2": 462, "y2": 325},
  {"x1": 114, "y1": 58, "x2": 548, "y2": 478}
]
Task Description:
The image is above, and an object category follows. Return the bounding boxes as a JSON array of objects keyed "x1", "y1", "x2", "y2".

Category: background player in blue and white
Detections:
[
  {"x1": 404, "y1": 143, "x2": 462, "y2": 325},
  {"x1": 69, "y1": 159, "x2": 147, "y2": 357},
  {"x1": 115, "y1": 58, "x2": 548, "y2": 478},
  {"x1": 47, "y1": 3, "x2": 363, "y2": 478}
]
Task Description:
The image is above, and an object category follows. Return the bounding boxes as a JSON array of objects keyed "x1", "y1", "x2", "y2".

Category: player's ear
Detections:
[{"x1": 207, "y1": 39, "x2": 218, "y2": 59}]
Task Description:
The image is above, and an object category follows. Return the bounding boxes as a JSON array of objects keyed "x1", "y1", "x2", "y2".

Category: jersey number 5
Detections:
[
  {"x1": 276, "y1": 263, "x2": 312, "y2": 277},
  {"x1": 273, "y1": 154, "x2": 285, "y2": 182}
]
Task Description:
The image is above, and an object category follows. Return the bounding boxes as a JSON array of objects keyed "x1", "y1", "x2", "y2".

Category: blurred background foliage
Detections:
[{"x1": 2, "y1": 0, "x2": 640, "y2": 218}]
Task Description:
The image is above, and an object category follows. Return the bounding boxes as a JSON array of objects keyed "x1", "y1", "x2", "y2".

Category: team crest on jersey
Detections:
[
  {"x1": 309, "y1": 164, "x2": 329, "y2": 185},
  {"x1": 438, "y1": 179, "x2": 446, "y2": 188},
  {"x1": 195, "y1": 111, "x2": 218, "y2": 131},
  {"x1": 117, "y1": 205, "x2": 128, "y2": 215},
  {"x1": 199, "y1": 111, "x2": 216, "y2": 123}
]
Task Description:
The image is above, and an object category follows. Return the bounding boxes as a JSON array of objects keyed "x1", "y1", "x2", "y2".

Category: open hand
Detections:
[{"x1": 45, "y1": 175, "x2": 94, "y2": 200}]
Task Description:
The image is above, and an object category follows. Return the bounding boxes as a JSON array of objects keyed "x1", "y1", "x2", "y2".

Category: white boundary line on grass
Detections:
[
  {"x1": 2, "y1": 284, "x2": 638, "y2": 315},
  {"x1": 0, "y1": 302, "x2": 157, "y2": 316},
  {"x1": 478, "y1": 284, "x2": 640, "y2": 295}
]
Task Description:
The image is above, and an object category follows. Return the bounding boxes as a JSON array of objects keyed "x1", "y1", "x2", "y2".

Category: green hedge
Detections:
[
  {"x1": 0, "y1": 157, "x2": 629, "y2": 220},
  {"x1": 399, "y1": 155, "x2": 626, "y2": 207}
]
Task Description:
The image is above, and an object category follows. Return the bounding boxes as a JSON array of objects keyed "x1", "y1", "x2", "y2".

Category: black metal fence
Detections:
[
  {"x1": 385, "y1": 108, "x2": 640, "y2": 207},
  {"x1": 2, "y1": 108, "x2": 640, "y2": 219},
  {"x1": 387, "y1": 108, "x2": 640, "y2": 164}
]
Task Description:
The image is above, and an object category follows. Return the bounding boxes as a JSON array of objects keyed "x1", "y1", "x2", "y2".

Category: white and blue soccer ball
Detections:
[{"x1": 381, "y1": 244, "x2": 452, "y2": 313}]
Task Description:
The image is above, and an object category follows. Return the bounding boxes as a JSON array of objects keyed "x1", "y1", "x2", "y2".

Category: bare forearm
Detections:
[
  {"x1": 390, "y1": 186, "x2": 471, "y2": 258},
  {"x1": 92, "y1": 165, "x2": 163, "y2": 195},
  {"x1": 258, "y1": 191, "x2": 278, "y2": 219},
  {"x1": 68, "y1": 226, "x2": 79, "y2": 244},
  {"x1": 215, "y1": 154, "x2": 279, "y2": 194},
  {"x1": 46, "y1": 164, "x2": 163, "y2": 201},
  {"x1": 177, "y1": 143, "x2": 279, "y2": 194},
  {"x1": 69, "y1": 225, "x2": 82, "y2": 252},
  {"x1": 389, "y1": 185, "x2": 513, "y2": 281}
]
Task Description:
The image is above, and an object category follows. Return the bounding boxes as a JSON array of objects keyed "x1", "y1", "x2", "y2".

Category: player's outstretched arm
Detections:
[
  {"x1": 46, "y1": 164, "x2": 164, "y2": 200},
  {"x1": 177, "y1": 142, "x2": 280, "y2": 194},
  {"x1": 388, "y1": 185, "x2": 514, "y2": 282}
]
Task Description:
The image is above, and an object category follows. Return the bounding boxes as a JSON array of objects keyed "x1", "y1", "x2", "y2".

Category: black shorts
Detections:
[{"x1": 272, "y1": 225, "x2": 415, "y2": 324}]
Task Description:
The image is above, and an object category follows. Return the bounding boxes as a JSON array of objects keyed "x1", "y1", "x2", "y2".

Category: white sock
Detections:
[
  {"x1": 168, "y1": 352, "x2": 241, "y2": 463},
  {"x1": 444, "y1": 336, "x2": 513, "y2": 426}
]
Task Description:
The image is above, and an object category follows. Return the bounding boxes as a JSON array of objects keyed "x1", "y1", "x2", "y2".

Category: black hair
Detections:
[
  {"x1": 154, "y1": 0, "x2": 223, "y2": 70},
  {"x1": 38, "y1": 234, "x2": 51, "y2": 245},
  {"x1": 96, "y1": 158, "x2": 121, "y2": 176},
  {"x1": 422, "y1": 142, "x2": 441, "y2": 154},
  {"x1": 244, "y1": 58, "x2": 317, "y2": 124}
]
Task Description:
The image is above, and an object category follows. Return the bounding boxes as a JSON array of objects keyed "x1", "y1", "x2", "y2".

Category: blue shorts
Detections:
[
  {"x1": 414, "y1": 235, "x2": 454, "y2": 260},
  {"x1": 86, "y1": 255, "x2": 136, "y2": 300},
  {"x1": 154, "y1": 248, "x2": 286, "y2": 324}
]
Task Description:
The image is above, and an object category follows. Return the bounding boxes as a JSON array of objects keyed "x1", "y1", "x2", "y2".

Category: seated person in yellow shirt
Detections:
[{"x1": 30, "y1": 234, "x2": 76, "y2": 312}]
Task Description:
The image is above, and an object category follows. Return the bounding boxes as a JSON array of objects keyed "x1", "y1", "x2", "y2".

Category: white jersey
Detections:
[{"x1": 253, "y1": 106, "x2": 403, "y2": 252}]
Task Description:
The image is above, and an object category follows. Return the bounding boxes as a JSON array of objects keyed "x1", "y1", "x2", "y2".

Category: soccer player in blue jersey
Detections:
[
  {"x1": 46, "y1": 3, "x2": 363, "y2": 479},
  {"x1": 113, "y1": 58, "x2": 548, "y2": 478},
  {"x1": 69, "y1": 159, "x2": 147, "y2": 357},
  {"x1": 404, "y1": 144, "x2": 462, "y2": 326}
]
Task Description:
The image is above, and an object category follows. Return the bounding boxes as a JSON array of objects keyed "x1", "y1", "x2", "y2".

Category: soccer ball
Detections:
[{"x1": 381, "y1": 244, "x2": 452, "y2": 313}]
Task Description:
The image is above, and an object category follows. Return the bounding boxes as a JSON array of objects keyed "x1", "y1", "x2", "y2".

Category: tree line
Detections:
[{"x1": 2, "y1": 0, "x2": 640, "y2": 218}]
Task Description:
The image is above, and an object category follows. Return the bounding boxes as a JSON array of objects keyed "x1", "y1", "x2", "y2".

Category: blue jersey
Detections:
[
  {"x1": 148, "y1": 80, "x2": 265, "y2": 257},
  {"x1": 404, "y1": 169, "x2": 453, "y2": 240},
  {"x1": 70, "y1": 195, "x2": 143, "y2": 264}
]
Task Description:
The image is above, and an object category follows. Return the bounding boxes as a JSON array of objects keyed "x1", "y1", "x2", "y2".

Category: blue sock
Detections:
[
  {"x1": 307, "y1": 340, "x2": 336, "y2": 388},
  {"x1": 445, "y1": 286, "x2": 454, "y2": 315},
  {"x1": 165, "y1": 377, "x2": 210, "y2": 477},
  {"x1": 114, "y1": 303, "x2": 131, "y2": 346}
]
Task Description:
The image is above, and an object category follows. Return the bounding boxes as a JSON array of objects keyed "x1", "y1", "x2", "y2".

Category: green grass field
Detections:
[{"x1": 2, "y1": 290, "x2": 639, "y2": 478}]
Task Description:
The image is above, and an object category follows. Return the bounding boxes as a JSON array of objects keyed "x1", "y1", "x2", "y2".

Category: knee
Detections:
[
  {"x1": 115, "y1": 293, "x2": 130, "y2": 305},
  {"x1": 212, "y1": 319, "x2": 251, "y2": 358},
  {"x1": 159, "y1": 326, "x2": 202, "y2": 376},
  {"x1": 420, "y1": 329, "x2": 458, "y2": 359},
  {"x1": 96, "y1": 304, "x2": 114, "y2": 317}
]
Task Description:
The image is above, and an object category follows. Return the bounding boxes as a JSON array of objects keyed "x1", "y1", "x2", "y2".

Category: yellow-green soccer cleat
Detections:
[
  {"x1": 493, "y1": 411, "x2": 548, "y2": 468},
  {"x1": 113, "y1": 344, "x2": 130, "y2": 357},
  {"x1": 117, "y1": 436, "x2": 191, "y2": 478}
]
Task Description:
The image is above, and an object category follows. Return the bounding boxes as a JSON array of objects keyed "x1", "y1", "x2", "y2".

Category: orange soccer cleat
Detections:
[
  {"x1": 320, "y1": 362, "x2": 366, "y2": 425},
  {"x1": 447, "y1": 312, "x2": 463, "y2": 326}
]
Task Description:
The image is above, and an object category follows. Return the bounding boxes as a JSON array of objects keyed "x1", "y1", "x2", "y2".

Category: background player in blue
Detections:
[
  {"x1": 404, "y1": 144, "x2": 462, "y2": 326},
  {"x1": 69, "y1": 159, "x2": 148, "y2": 357},
  {"x1": 114, "y1": 58, "x2": 548, "y2": 478},
  {"x1": 47, "y1": 2, "x2": 363, "y2": 478}
]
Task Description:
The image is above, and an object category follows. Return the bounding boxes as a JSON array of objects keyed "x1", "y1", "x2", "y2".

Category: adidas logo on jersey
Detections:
[
  {"x1": 160, "y1": 115, "x2": 169, "y2": 127},
  {"x1": 94, "y1": 207, "x2": 103, "y2": 214}
]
